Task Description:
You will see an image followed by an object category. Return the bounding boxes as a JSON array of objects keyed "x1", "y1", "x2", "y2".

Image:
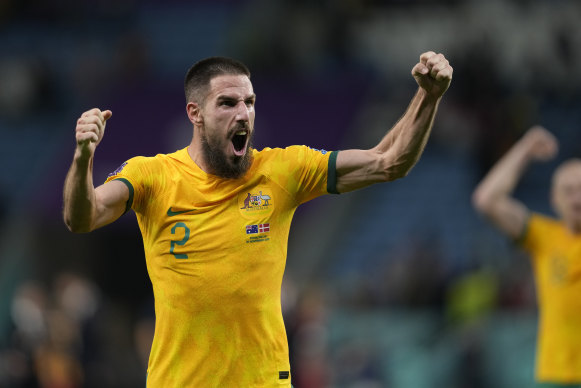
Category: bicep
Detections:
[
  {"x1": 93, "y1": 180, "x2": 130, "y2": 229},
  {"x1": 335, "y1": 149, "x2": 391, "y2": 193}
]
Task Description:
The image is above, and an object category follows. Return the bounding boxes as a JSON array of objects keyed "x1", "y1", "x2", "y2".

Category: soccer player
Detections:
[
  {"x1": 472, "y1": 126, "x2": 581, "y2": 388},
  {"x1": 63, "y1": 51, "x2": 452, "y2": 387}
]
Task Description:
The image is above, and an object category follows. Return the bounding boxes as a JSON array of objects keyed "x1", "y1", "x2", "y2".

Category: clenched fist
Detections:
[
  {"x1": 75, "y1": 108, "x2": 112, "y2": 158},
  {"x1": 411, "y1": 51, "x2": 453, "y2": 98},
  {"x1": 521, "y1": 125, "x2": 558, "y2": 162}
]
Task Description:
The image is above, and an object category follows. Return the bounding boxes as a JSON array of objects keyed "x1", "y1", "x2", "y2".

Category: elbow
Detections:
[
  {"x1": 68, "y1": 226, "x2": 92, "y2": 234},
  {"x1": 63, "y1": 215, "x2": 93, "y2": 234},
  {"x1": 378, "y1": 155, "x2": 416, "y2": 182},
  {"x1": 471, "y1": 187, "x2": 493, "y2": 215},
  {"x1": 382, "y1": 168, "x2": 410, "y2": 182},
  {"x1": 65, "y1": 222, "x2": 91, "y2": 234},
  {"x1": 393, "y1": 163, "x2": 415, "y2": 180}
]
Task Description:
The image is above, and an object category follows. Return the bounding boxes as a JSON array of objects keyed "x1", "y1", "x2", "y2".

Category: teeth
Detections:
[{"x1": 235, "y1": 130, "x2": 247, "y2": 136}]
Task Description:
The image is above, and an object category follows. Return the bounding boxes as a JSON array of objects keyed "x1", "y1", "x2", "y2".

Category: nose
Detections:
[{"x1": 235, "y1": 101, "x2": 250, "y2": 123}]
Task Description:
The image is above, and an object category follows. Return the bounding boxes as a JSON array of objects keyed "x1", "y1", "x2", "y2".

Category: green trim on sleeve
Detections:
[
  {"x1": 327, "y1": 150, "x2": 339, "y2": 194},
  {"x1": 114, "y1": 178, "x2": 134, "y2": 214}
]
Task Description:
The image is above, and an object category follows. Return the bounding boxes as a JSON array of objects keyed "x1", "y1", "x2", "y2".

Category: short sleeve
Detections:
[
  {"x1": 518, "y1": 213, "x2": 553, "y2": 261},
  {"x1": 104, "y1": 156, "x2": 151, "y2": 213},
  {"x1": 267, "y1": 146, "x2": 338, "y2": 205}
]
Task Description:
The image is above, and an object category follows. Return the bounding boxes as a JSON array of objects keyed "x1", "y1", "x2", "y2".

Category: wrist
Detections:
[
  {"x1": 73, "y1": 146, "x2": 94, "y2": 166},
  {"x1": 417, "y1": 87, "x2": 442, "y2": 105},
  {"x1": 515, "y1": 137, "x2": 536, "y2": 160},
  {"x1": 509, "y1": 141, "x2": 536, "y2": 170}
]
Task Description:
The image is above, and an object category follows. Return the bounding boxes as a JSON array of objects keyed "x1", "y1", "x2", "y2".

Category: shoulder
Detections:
[
  {"x1": 130, "y1": 149, "x2": 188, "y2": 169},
  {"x1": 520, "y1": 212, "x2": 562, "y2": 245},
  {"x1": 106, "y1": 149, "x2": 185, "y2": 183},
  {"x1": 254, "y1": 145, "x2": 330, "y2": 161},
  {"x1": 528, "y1": 213, "x2": 560, "y2": 229}
]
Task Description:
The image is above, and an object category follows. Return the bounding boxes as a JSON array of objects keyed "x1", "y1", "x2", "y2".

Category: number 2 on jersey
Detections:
[{"x1": 170, "y1": 222, "x2": 190, "y2": 259}]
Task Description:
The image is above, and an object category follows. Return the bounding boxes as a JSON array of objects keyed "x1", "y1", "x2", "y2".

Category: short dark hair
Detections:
[{"x1": 184, "y1": 57, "x2": 251, "y2": 104}]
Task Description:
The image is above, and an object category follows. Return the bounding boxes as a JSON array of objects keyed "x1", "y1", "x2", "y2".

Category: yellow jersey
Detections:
[
  {"x1": 105, "y1": 146, "x2": 337, "y2": 388},
  {"x1": 521, "y1": 213, "x2": 581, "y2": 383}
]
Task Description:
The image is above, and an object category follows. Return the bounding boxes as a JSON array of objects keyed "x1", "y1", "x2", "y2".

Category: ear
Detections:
[{"x1": 186, "y1": 102, "x2": 203, "y2": 125}]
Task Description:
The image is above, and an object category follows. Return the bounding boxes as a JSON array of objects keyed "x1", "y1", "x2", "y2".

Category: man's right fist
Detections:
[{"x1": 75, "y1": 108, "x2": 112, "y2": 155}]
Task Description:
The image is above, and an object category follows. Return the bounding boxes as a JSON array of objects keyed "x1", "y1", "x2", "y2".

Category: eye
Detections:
[{"x1": 220, "y1": 100, "x2": 236, "y2": 107}]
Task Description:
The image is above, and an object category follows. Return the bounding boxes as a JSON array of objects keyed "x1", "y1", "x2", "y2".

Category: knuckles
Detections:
[{"x1": 418, "y1": 52, "x2": 452, "y2": 79}]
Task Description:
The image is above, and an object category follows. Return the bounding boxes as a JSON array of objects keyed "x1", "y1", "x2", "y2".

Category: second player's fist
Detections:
[{"x1": 522, "y1": 125, "x2": 558, "y2": 162}]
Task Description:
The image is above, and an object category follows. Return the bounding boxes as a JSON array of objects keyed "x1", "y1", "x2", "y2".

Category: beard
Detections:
[{"x1": 200, "y1": 123, "x2": 254, "y2": 179}]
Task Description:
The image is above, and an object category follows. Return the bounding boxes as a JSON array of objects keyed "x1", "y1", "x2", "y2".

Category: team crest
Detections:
[
  {"x1": 550, "y1": 255, "x2": 568, "y2": 284},
  {"x1": 238, "y1": 188, "x2": 274, "y2": 219},
  {"x1": 108, "y1": 162, "x2": 127, "y2": 177},
  {"x1": 308, "y1": 147, "x2": 328, "y2": 155}
]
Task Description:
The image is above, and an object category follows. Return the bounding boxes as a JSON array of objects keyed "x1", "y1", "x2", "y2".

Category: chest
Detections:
[
  {"x1": 140, "y1": 177, "x2": 297, "y2": 257},
  {"x1": 536, "y1": 238, "x2": 581, "y2": 286}
]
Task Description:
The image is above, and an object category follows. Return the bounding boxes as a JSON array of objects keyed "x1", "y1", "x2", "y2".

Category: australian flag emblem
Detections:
[
  {"x1": 246, "y1": 225, "x2": 259, "y2": 234},
  {"x1": 246, "y1": 224, "x2": 270, "y2": 234}
]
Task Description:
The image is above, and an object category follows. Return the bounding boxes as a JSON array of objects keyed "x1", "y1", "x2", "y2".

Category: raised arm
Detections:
[
  {"x1": 63, "y1": 108, "x2": 129, "y2": 233},
  {"x1": 335, "y1": 51, "x2": 453, "y2": 193},
  {"x1": 472, "y1": 126, "x2": 558, "y2": 239}
]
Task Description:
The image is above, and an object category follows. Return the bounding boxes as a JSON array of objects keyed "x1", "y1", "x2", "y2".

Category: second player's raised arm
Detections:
[
  {"x1": 471, "y1": 146, "x2": 532, "y2": 240},
  {"x1": 335, "y1": 52, "x2": 452, "y2": 193},
  {"x1": 472, "y1": 126, "x2": 558, "y2": 240}
]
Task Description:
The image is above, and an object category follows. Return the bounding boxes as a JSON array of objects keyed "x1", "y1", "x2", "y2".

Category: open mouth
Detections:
[{"x1": 231, "y1": 129, "x2": 248, "y2": 156}]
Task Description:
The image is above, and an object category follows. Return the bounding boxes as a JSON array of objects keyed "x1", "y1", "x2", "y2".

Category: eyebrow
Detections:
[{"x1": 216, "y1": 94, "x2": 256, "y2": 102}]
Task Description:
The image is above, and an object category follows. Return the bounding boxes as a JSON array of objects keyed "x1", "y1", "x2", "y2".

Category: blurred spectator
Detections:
[
  {"x1": 0, "y1": 273, "x2": 147, "y2": 388},
  {"x1": 0, "y1": 57, "x2": 57, "y2": 120},
  {"x1": 287, "y1": 286, "x2": 332, "y2": 388}
]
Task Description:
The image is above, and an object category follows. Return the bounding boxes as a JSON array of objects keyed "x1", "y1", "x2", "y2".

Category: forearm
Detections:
[
  {"x1": 473, "y1": 140, "x2": 532, "y2": 209},
  {"x1": 335, "y1": 52, "x2": 451, "y2": 192},
  {"x1": 63, "y1": 151, "x2": 97, "y2": 233},
  {"x1": 374, "y1": 88, "x2": 440, "y2": 179}
]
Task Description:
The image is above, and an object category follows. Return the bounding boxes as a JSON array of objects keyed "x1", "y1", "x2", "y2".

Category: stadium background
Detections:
[{"x1": 1, "y1": 0, "x2": 581, "y2": 386}]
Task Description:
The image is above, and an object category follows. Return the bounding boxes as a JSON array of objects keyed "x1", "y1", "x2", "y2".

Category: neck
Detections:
[
  {"x1": 565, "y1": 219, "x2": 581, "y2": 235},
  {"x1": 187, "y1": 127, "x2": 211, "y2": 173},
  {"x1": 187, "y1": 143, "x2": 210, "y2": 173}
]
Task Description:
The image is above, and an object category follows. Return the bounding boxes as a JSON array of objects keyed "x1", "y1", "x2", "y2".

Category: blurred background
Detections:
[{"x1": 1, "y1": 0, "x2": 581, "y2": 387}]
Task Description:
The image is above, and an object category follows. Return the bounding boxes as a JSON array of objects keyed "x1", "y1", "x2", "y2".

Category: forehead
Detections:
[
  {"x1": 207, "y1": 74, "x2": 254, "y2": 100},
  {"x1": 553, "y1": 162, "x2": 581, "y2": 188}
]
